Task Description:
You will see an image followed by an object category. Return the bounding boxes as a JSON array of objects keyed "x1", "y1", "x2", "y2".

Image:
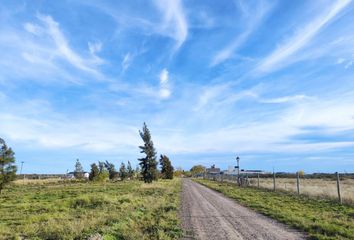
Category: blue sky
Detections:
[{"x1": 1, "y1": 0, "x2": 354, "y2": 174}]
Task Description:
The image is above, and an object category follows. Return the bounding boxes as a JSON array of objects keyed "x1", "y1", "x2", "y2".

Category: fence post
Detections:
[
  {"x1": 257, "y1": 173, "x2": 260, "y2": 188},
  {"x1": 273, "y1": 172, "x2": 276, "y2": 191},
  {"x1": 296, "y1": 171, "x2": 300, "y2": 195},
  {"x1": 336, "y1": 172, "x2": 342, "y2": 204}
]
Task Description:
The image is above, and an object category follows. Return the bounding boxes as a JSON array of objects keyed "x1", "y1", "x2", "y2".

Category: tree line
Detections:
[{"x1": 0, "y1": 122, "x2": 174, "y2": 194}]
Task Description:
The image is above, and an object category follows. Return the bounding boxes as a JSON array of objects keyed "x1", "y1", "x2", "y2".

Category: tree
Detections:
[
  {"x1": 89, "y1": 163, "x2": 99, "y2": 181},
  {"x1": 98, "y1": 161, "x2": 105, "y2": 173},
  {"x1": 135, "y1": 165, "x2": 141, "y2": 179},
  {"x1": 119, "y1": 162, "x2": 127, "y2": 180},
  {"x1": 159, "y1": 155, "x2": 174, "y2": 179},
  {"x1": 174, "y1": 167, "x2": 184, "y2": 178},
  {"x1": 104, "y1": 161, "x2": 118, "y2": 180},
  {"x1": 127, "y1": 161, "x2": 134, "y2": 179},
  {"x1": 190, "y1": 165, "x2": 206, "y2": 177},
  {"x1": 74, "y1": 159, "x2": 84, "y2": 179},
  {"x1": 138, "y1": 123, "x2": 158, "y2": 183},
  {"x1": 298, "y1": 170, "x2": 305, "y2": 178},
  {"x1": 0, "y1": 138, "x2": 17, "y2": 194},
  {"x1": 89, "y1": 162, "x2": 109, "y2": 182}
]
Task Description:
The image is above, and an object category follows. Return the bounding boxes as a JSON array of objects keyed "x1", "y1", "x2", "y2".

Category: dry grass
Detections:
[
  {"x1": 247, "y1": 177, "x2": 354, "y2": 205},
  {"x1": 13, "y1": 178, "x2": 65, "y2": 185},
  {"x1": 0, "y1": 179, "x2": 182, "y2": 239}
]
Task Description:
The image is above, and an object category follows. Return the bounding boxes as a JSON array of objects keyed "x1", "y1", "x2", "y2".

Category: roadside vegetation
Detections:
[
  {"x1": 0, "y1": 179, "x2": 182, "y2": 240},
  {"x1": 248, "y1": 177, "x2": 354, "y2": 205},
  {"x1": 195, "y1": 179, "x2": 354, "y2": 240},
  {"x1": 0, "y1": 123, "x2": 180, "y2": 239}
]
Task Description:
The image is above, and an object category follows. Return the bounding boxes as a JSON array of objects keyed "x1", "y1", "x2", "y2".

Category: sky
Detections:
[{"x1": 1, "y1": 0, "x2": 354, "y2": 174}]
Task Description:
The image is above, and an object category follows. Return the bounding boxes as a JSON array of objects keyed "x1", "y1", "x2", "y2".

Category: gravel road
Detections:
[{"x1": 180, "y1": 179, "x2": 305, "y2": 240}]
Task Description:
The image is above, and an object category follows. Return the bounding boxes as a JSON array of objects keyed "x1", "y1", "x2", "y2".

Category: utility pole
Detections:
[
  {"x1": 20, "y1": 161, "x2": 24, "y2": 175},
  {"x1": 20, "y1": 161, "x2": 25, "y2": 181},
  {"x1": 236, "y1": 156, "x2": 240, "y2": 185}
]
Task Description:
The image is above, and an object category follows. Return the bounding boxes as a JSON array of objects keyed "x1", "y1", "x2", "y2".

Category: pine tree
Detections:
[
  {"x1": 98, "y1": 161, "x2": 105, "y2": 173},
  {"x1": 159, "y1": 155, "x2": 174, "y2": 179},
  {"x1": 104, "y1": 161, "x2": 118, "y2": 180},
  {"x1": 74, "y1": 159, "x2": 84, "y2": 179},
  {"x1": 89, "y1": 163, "x2": 99, "y2": 181},
  {"x1": 0, "y1": 138, "x2": 17, "y2": 194},
  {"x1": 119, "y1": 162, "x2": 127, "y2": 180},
  {"x1": 127, "y1": 161, "x2": 134, "y2": 179},
  {"x1": 138, "y1": 123, "x2": 158, "y2": 183}
]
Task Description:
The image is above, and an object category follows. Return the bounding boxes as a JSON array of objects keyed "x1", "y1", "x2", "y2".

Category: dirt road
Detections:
[{"x1": 180, "y1": 179, "x2": 305, "y2": 240}]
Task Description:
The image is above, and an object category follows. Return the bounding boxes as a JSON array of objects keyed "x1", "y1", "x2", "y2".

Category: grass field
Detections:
[
  {"x1": 0, "y1": 179, "x2": 182, "y2": 240},
  {"x1": 195, "y1": 179, "x2": 354, "y2": 240},
  {"x1": 247, "y1": 177, "x2": 354, "y2": 205}
]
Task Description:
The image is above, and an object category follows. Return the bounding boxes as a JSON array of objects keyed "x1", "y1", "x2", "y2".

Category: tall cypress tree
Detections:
[
  {"x1": 159, "y1": 154, "x2": 174, "y2": 179},
  {"x1": 138, "y1": 123, "x2": 157, "y2": 183},
  {"x1": 119, "y1": 162, "x2": 127, "y2": 180},
  {"x1": 127, "y1": 161, "x2": 134, "y2": 178},
  {"x1": 0, "y1": 138, "x2": 17, "y2": 194}
]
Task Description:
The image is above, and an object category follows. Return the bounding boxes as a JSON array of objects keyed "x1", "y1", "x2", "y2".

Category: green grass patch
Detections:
[
  {"x1": 195, "y1": 179, "x2": 354, "y2": 240},
  {"x1": 0, "y1": 179, "x2": 182, "y2": 240}
]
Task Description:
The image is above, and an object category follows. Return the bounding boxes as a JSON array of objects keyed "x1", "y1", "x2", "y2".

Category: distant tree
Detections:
[
  {"x1": 174, "y1": 167, "x2": 184, "y2": 178},
  {"x1": 119, "y1": 162, "x2": 127, "y2": 180},
  {"x1": 74, "y1": 159, "x2": 84, "y2": 179},
  {"x1": 135, "y1": 165, "x2": 141, "y2": 179},
  {"x1": 104, "y1": 161, "x2": 118, "y2": 180},
  {"x1": 127, "y1": 161, "x2": 134, "y2": 179},
  {"x1": 0, "y1": 138, "x2": 17, "y2": 194},
  {"x1": 98, "y1": 161, "x2": 105, "y2": 173},
  {"x1": 159, "y1": 155, "x2": 174, "y2": 179},
  {"x1": 190, "y1": 165, "x2": 206, "y2": 177},
  {"x1": 89, "y1": 163, "x2": 99, "y2": 181},
  {"x1": 138, "y1": 123, "x2": 158, "y2": 183},
  {"x1": 90, "y1": 161, "x2": 109, "y2": 182}
]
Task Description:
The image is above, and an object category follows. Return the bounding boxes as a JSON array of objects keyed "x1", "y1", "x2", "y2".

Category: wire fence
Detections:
[{"x1": 203, "y1": 172, "x2": 354, "y2": 205}]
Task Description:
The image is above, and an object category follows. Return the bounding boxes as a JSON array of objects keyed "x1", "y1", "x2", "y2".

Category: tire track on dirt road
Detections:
[{"x1": 180, "y1": 179, "x2": 305, "y2": 240}]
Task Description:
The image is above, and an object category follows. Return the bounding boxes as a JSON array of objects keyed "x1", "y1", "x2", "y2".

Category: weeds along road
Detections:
[{"x1": 180, "y1": 179, "x2": 305, "y2": 240}]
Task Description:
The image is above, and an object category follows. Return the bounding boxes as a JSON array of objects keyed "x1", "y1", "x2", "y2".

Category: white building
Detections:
[
  {"x1": 224, "y1": 166, "x2": 267, "y2": 175},
  {"x1": 67, "y1": 172, "x2": 89, "y2": 179}
]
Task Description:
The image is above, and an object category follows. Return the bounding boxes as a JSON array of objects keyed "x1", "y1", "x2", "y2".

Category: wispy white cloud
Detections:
[
  {"x1": 0, "y1": 97, "x2": 139, "y2": 153},
  {"x1": 154, "y1": 0, "x2": 188, "y2": 51},
  {"x1": 23, "y1": 22, "x2": 42, "y2": 35},
  {"x1": 159, "y1": 68, "x2": 169, "y2": 84},
  {"x1": 0, "y1": 13, "x2": 105, "y2": 84},
  {"x1": 260, "y1": 94, "x2": 313, "y2": 104},
  {"x1": 88, "y1": 41, "x2": 102, "y2": 54},
  {"x1": 336, "y1": 54, "x2": 354, "y2": 69},
  {"x1": 37, "y1": 14, "x2": 103, "y2": 75},
  {"x1": 211, "y1": 0, "x2": 271, "y2": 66},
  {"x1": 194, "y1": 83, "x2": 261, "y2": 111},
  {"x1": 158, "y1": 93, "x2": 354, "y2": 154},
  {"x1": 257, "y1": 0, "x2": 352, "y2": 73},
  {"x1": 159, "y1": 68, "x2": 171, "y2": 98},
  {"x1": 121, "y1": 52, "x2": 133, "y2": 72}
]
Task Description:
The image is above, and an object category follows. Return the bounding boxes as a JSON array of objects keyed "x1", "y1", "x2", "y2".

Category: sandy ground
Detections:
[{"x1": 180, "y1": 179, "x2": 305, "y2": 240}]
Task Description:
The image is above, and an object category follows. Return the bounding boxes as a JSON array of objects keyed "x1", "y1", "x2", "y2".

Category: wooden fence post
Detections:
[
  {"x1": 336, "y1": 172, "x2": 342, "y2": 204},
  {"x1": 273, "y1": 172, "x2": 276, "y2": 191},
  {"x1": 257, "y1": 173, "x2": 260, "y2": 188},
  {"x1": 296, "y1": 171, "x2": 300, "y2": 195}
]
